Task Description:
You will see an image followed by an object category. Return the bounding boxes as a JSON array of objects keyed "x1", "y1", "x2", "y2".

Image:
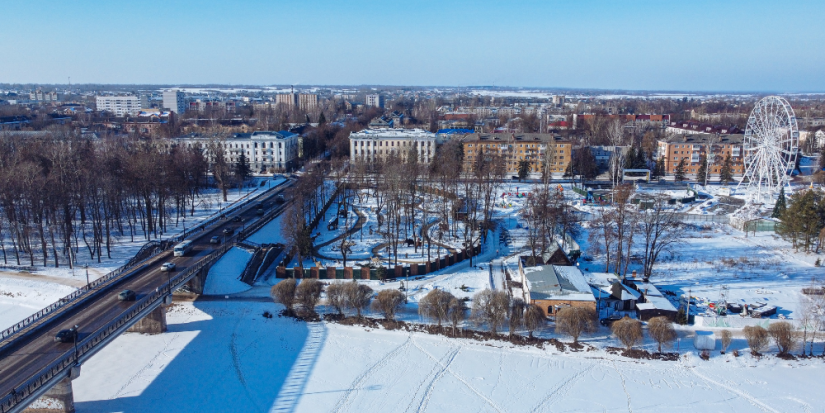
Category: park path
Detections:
[{"x1": 311, "y1": 206, "x2": 368, "y2": 261}]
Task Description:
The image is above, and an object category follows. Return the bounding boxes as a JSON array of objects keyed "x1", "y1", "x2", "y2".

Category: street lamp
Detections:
[
  {"x1": 84, "y1": 265, "x2": 89, "y2": 290},
  {"x1": 72, "y1": 324, "x2": 79, "y2": 361},
  {"x1": 182, "y1": 216, "x2": 186, "y2": 237}
]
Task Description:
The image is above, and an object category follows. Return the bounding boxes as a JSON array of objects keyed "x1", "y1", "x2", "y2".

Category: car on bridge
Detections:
[
  {"x1": 118, "y1": 289, "x2": 136, "y2": 301},
  {"x1": 54, "y1": 325, "x2": 78, "y2": 343},
  {"x1": 210, "y1": 236, "x2": 221, "y2": 244},
  {"x1": 160, "y1": 262, "x2": 176, "y2": 272},
  {"x1": 223, "y1": 228, "x2": 234, "y2": 236}
]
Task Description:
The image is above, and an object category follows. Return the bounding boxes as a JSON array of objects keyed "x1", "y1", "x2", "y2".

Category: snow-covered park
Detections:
[{"x1": 2, "y1": 178, "x2": 824, "y2": 412}]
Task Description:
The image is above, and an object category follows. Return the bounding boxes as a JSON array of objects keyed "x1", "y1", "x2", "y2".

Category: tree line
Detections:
[{"x1": 0, "y1": 131, "x2": 210, "y2": 268}]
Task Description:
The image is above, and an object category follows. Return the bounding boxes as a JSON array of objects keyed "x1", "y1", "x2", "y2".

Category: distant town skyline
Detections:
[{"x1": 2, "y1": 0, "x2": 824, "y2": 92}]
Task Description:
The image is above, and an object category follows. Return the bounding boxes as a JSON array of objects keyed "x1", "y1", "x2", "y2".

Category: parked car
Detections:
[
  {"x1": 118, "y1": 289, "x2": 136, "y2": 301},
  {"x1": 160, "y1": 262, "x2": 176, "y2": 272},
  {"x1": 276, "y1": 194, "x2": 285, "y2": 204},
  {"x1": 599, "y1": 315, "x2": 622, "y2": 326},
  {"x1": 210, "y1": 236, "x2": 220, "y2": 244},
  {"x1": 54, "y1": 326, "x2": 78, "y2": 343}
]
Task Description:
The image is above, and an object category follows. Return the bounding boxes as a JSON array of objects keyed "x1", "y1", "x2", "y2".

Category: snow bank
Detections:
[{"x1": 202, "y1": 247, "x2": 253, "y2": 295}]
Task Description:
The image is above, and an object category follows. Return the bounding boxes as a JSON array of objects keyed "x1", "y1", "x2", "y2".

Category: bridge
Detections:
[{"x1": 0, "y1": 179, "x2": 293, "y2": 413}]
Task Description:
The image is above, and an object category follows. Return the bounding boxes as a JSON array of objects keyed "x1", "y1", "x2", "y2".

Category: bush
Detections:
[
  {"x1": 523, "y1": 304, "x2": 546, "y2": 338},
  {"x1": 371, "y1": 289, "x2": 405, "y2": 321},
  {"x1": 647, "y1": 317, "x2": 676, "y2": 353},
  {"x1": 471, "y1": 289, "x2": 510, "y2": 336},
  {"x1": 719, "y1": 329, "x2": 732, "y2": 354},
  {"x1": 270, "y1": 279, "x2": 297, "y2": 313},
  {"x1": 509, "y1": 299, "x2": 526, "y2": 337},
  {"x1": 555, "y1": 307, "x2": 597, "y2": 345},
  {"x1": 295, "y1": 279, "x2": 323, "y2": 315},
  {"x1": 419, "y1": 289, "x2": 455, "y2": 326},
  {"x1": 743, "y1": 325, "x2": 769, "y2": 355},
  {"x1": 767, "y1": 321, "x2": 797, "y2": 355},
  {"x1": 344, "y1": 281, "x2": 373, "y2": 318},
  {"x1": 326, "y1": 281, "x2": 347, "y2": 315},
  {"x1": 611, "y1": 316, "x2": 643, "y2": 350},
  {"x1": 448, "y1": 297, "x2": 466, "y2": 333}
]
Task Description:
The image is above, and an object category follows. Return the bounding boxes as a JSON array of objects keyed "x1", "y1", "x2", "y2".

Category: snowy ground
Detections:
[
  {"x1": 202, "y1": 247, "x2": 254, "y2": 296},
  {"x1": 0, "y1": 276, "x2": 77, "y2": 330},
  {"x1": 72, "y1": 300, "x2": 825, "y2": 413}
]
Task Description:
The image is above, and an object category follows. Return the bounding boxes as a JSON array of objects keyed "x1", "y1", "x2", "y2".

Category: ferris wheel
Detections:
[{"x1": 738, "y1": 96, "x2": 799, "y2": 200}]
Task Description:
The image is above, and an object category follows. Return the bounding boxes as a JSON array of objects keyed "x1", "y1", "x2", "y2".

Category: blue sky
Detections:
[{"x1": 2, "y1": 0, "x2": 824, "y2": 92}]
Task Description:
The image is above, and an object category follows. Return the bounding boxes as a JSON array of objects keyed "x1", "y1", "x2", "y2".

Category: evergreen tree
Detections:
[
  {"x1": 674, "y1": 158, "x2": 687, "y2": 182},
  {"x1": 772, "y1": 186, "x2": 787, "y2": 218},
  {"x1": 318, "y1": 112, "x2": 327, "y2": 124},
  {"x1": 235, "y1": 153, "x2": 252, "y2": 183},
  {"x1": 624, "y1": 147, "x2": 637, "y2": 170},
  {"x1": 517, "y1": 159, "x2": 530, "y2": 181},
  {"x1": 696, "y1": 153, "x2": 708, "y2": 185},
  {"x1": 719, "y1": 154, "x2": 733, "y2": 185},
  {"x1": 634, "y1": 148, "x2": 647, "y2": 169}
]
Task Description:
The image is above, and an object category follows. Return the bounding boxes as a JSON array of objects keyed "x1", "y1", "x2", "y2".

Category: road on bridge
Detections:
[{"x1": 0, "y1": 179, "x2": 293, "y2": 406}]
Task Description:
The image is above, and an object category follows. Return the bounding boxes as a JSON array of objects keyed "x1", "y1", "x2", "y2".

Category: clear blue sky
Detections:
[{"x1": 2, "y1": 0, "x2": 824, "y2": 92}]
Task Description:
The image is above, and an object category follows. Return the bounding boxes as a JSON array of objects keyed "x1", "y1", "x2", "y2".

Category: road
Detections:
[{"x1": 0, "y1": 180, "x2": 292, "y2": 403}]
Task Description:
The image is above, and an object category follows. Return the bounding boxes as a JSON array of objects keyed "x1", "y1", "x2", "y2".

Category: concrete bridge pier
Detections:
[
  {"x1": 23, "y1": 366, "x2": 80, "y2": 413},
  {"x1": 186, "y1": 266, "x2": 208, "y2": 295},
  {"x1": 127, "y1": 304, "x2": 168, "y2": 334}
]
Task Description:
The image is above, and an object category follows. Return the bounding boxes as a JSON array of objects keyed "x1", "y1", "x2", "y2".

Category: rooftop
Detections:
[
  {"x1": 523, "y1": 265, "x2": 595, "y2": 302},
  {"x1": 349, "y1": 128, "x2": 436, "y2": 140},
  {"x1": 661, "y1": 133, "x2": 743, "y2": 145},
  {"x1": 462, "y1": 133, "x2": 570, "y2": 143}
]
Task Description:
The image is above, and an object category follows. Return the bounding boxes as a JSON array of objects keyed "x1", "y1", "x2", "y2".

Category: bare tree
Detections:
[
  {"x1": 743, "y1": 325, "x2": 769, "y2": 356},
  {"x1": 719, "y1": 329, "x2": 732, "y2": 354},
  {"x1": 647, "y1": 316, "x2": 676, "y2": 353},
  {"x1": 296, "y1": 279, "x2": 324, "y2": 315},
  {"x1": 471, "y1": 289, "x2": 510, "y2": 336},
  {"x1": 271, "y1": 279, "x2": 297, "y2": 314},
  {"x1": 448, "y1": 297, "x2": 466, "y2": 334},
  {"x1": 419, "y1": 289, "x2": 455, "y2": 327},
  {"x1": 638, "y1": 194, "x2": 682, "y2": 280},
  {"x1": 555, "y1": 306, "x2": 597, "y2": 345},
  {"x1": 767, "y1": 321, "x2": 797, "y2": 356},
  {"x1": 372, "y1": 289, "x2": 405, "y2": 321},
  {"x1": 523, "y1": 304, "x2": 546, "y2": 338},
  {"x1": 326, "y1": 281, "x2": 347, "y2": 315},
  {"x1": 344, "y1": 281, "x2": 373, "y2": 318},
  {"x1": 509, "y1": 299, "x2": 526, "y2": 338},
  {"x1": 611, "y1": 316, "x2": 643, "y2": 350}
]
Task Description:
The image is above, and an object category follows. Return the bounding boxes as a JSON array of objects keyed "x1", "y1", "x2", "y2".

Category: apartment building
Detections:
[
  {"x1": 461, "y1": 133, "x2": 572, "y2": 175},
  {"x1": 95, "y1": 95, "x2": 141, "y2": 116},
  {"x1": 656, "y1": 133, "x2": 744, "y2": 177},
  {"x1": 349, "y1": 128, "x2": 437, "y2": 164},
  {"x1": 163, "y1": 89, "x2": 186, "y2": 114},
  {"x1": 365, "y1": 94, "x2": 383, "y2": 108},
  {"x1": 176, "y1": 131, "x2": 299, "y2": 172},
  {"x1": 276, "y1": 93, "x2": 318, "y2": 111}
]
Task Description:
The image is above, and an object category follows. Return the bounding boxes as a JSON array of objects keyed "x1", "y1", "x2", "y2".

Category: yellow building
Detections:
[{"x1": 461, "y1": 133, "x2": 572, "y2": 175}]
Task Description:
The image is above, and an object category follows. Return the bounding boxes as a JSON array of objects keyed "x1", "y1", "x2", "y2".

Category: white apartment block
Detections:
[
  {"x1": 96, "y1": 95, "x2": 141, "y2": 116},
  {"x1": 163, "y1": 89, "x2": 186, "y2": 114},
  {"x1": 176, "y1": 131, "x2": 299, "y2": 172},
  {"x1": 365, "y1": 94, "x2": 383, "y2": 108},
  {"x1": 349, "y1": 128, "x2": 437, "y2": 164}
]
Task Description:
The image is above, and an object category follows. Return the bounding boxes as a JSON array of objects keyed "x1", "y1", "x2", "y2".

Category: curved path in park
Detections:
[
  {"x1": 370, "y1": 218, "x2": 457, "y2": 264},
  {"x1": 310, "y1": 206, "x2": 369, "y2": 262}
]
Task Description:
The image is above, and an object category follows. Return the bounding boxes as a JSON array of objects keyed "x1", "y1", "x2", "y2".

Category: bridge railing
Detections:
[{"x1": 0, "y1": 242, "x2": 235, "y2": 413}]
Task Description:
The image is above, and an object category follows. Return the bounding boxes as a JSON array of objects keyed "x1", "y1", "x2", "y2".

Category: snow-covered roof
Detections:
[
  {"x1": 627, "y1": 279, "x2": 677, "y2": 312},
  {"x1": 349, "y1": 128, "x2": 436, "y2": 140},
  {"x1": 523, "y1": 265, "x2": 595, "y2": 302}
]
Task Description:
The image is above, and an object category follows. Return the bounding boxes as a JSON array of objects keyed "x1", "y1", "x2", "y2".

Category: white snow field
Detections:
[
  {"x1": 202, "y1": 247, "x2": 254, "y2": 295},
  {"x1": 0, "y1": 276, "x2": 77, "y2": 330},
  {"x1": 72, "y1": 301, "x2": 824, "y2": 413}
]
